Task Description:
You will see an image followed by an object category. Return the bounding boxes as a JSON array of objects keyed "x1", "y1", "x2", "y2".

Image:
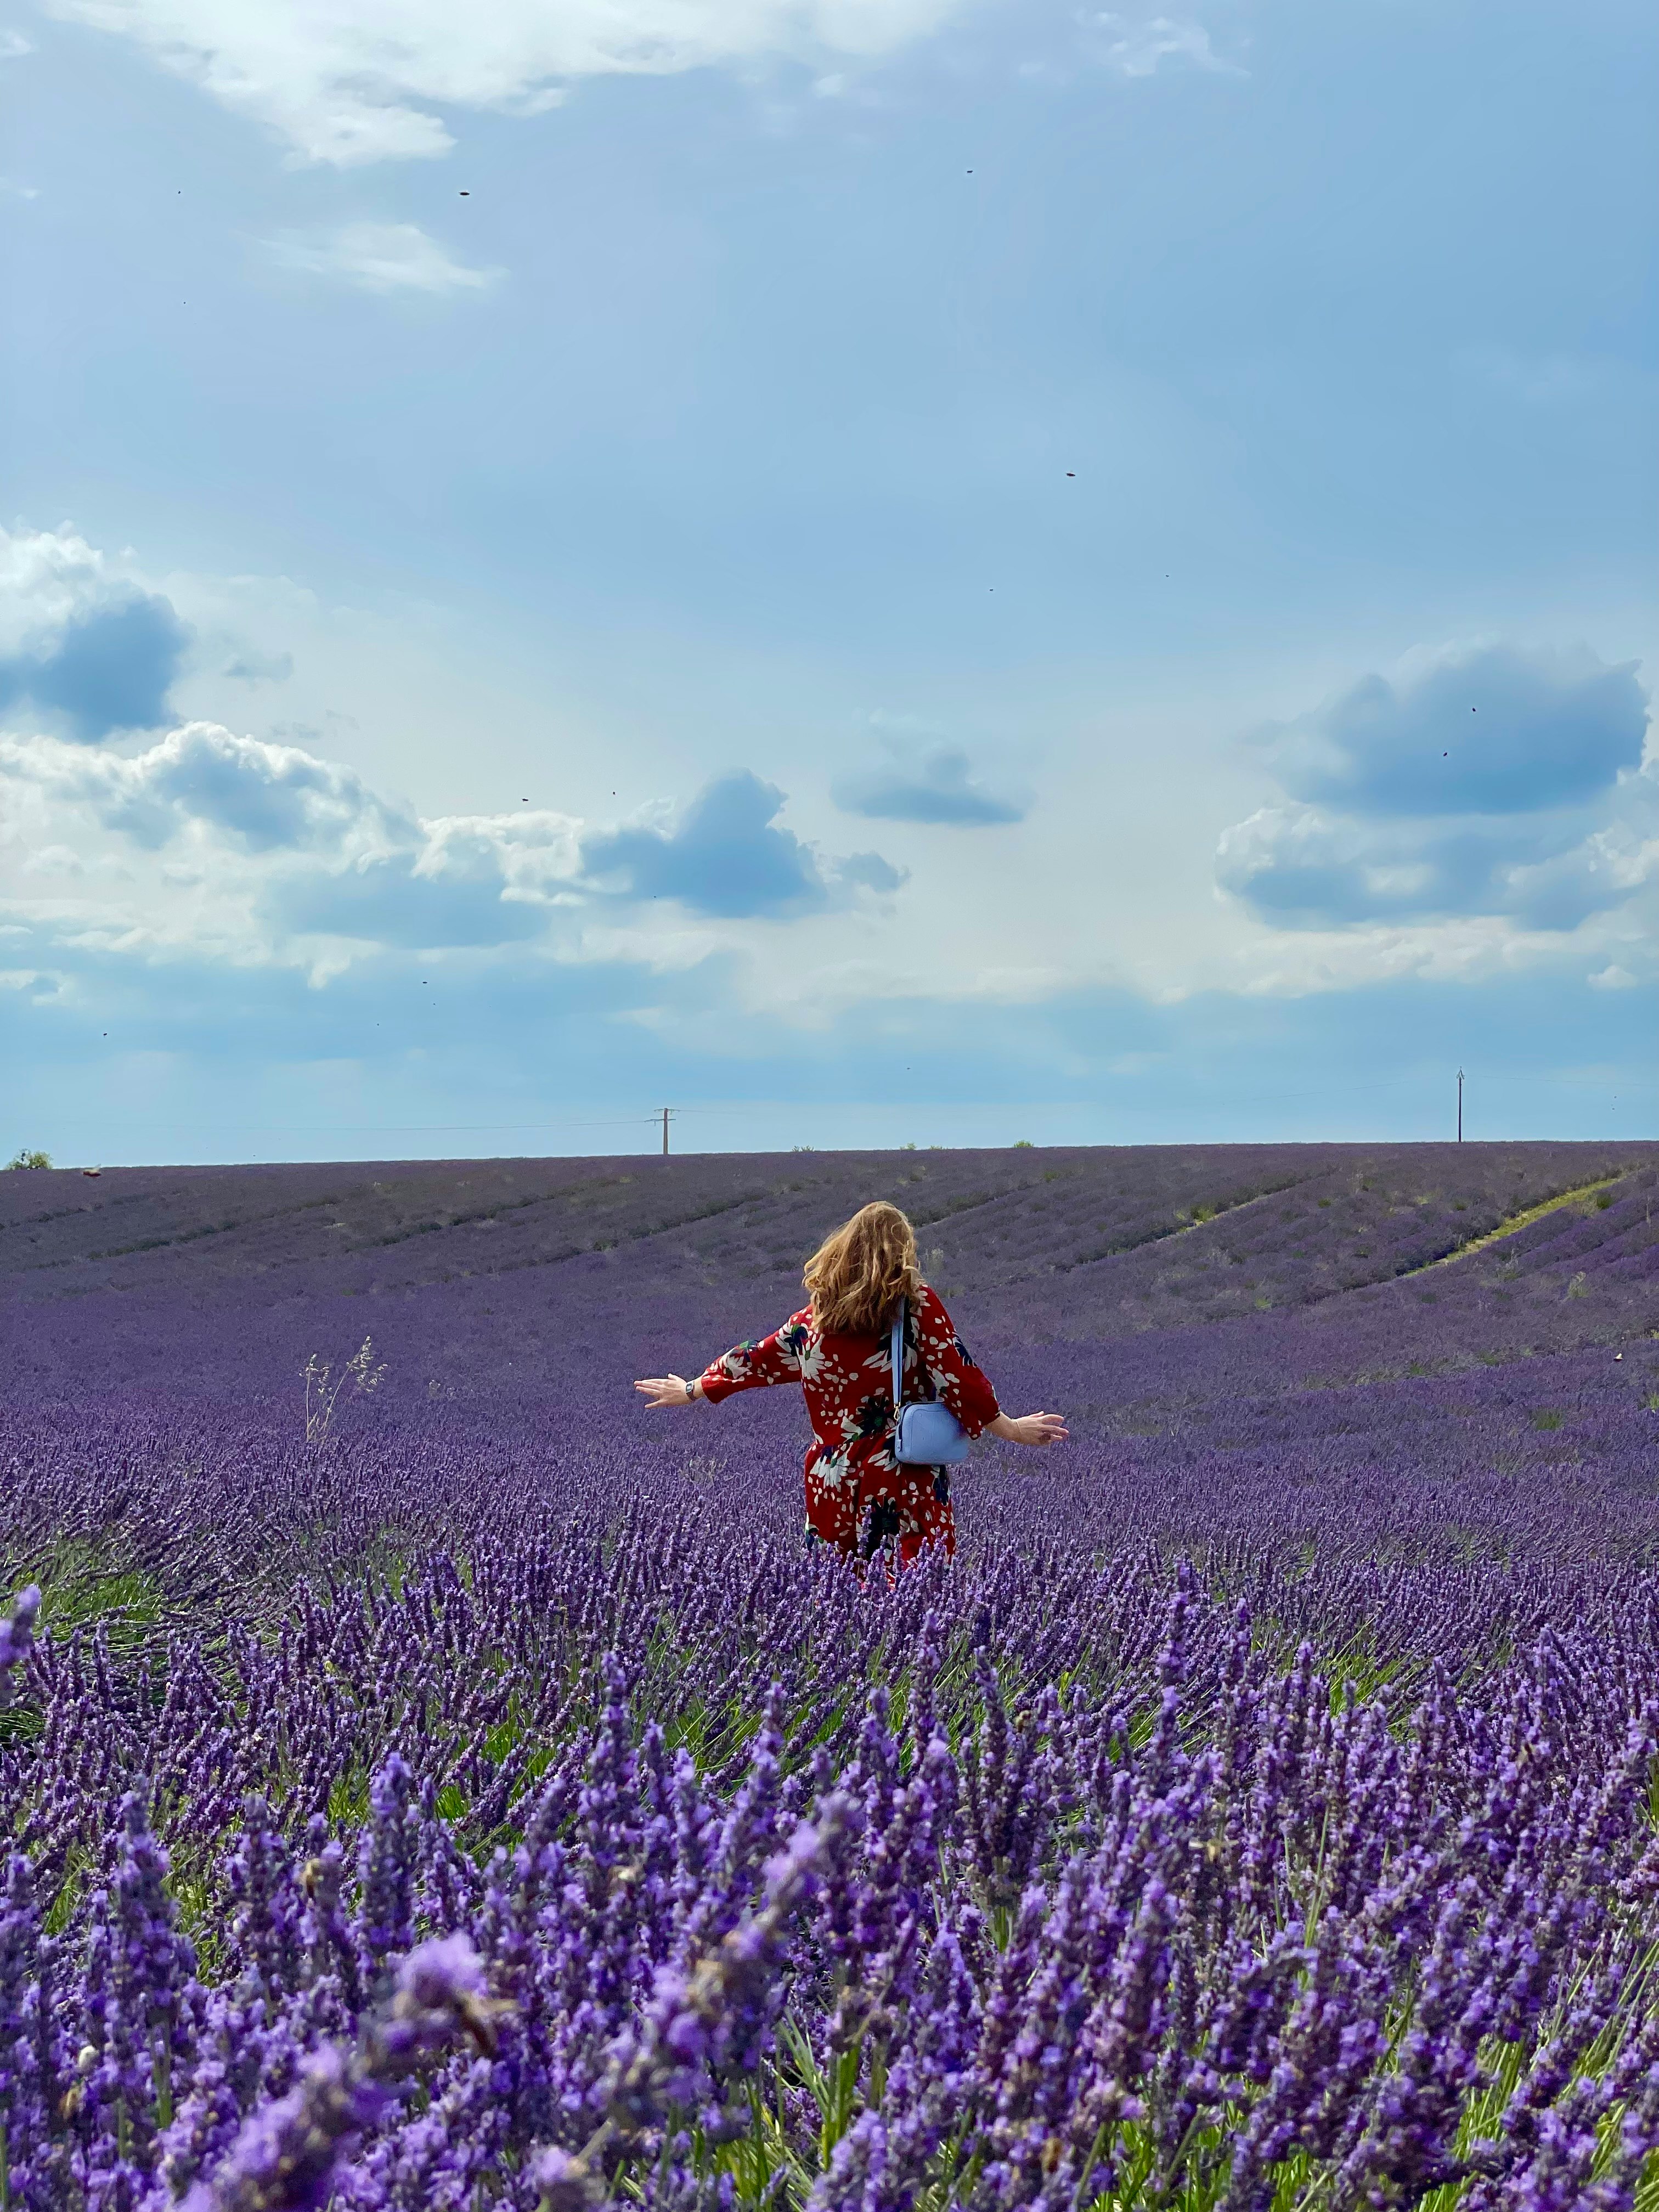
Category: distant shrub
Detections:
[
  {"x1": 5, "y1": 1148, "x2": 51, "y2": 1171},
  {"x1": 1175, "y1": 1200, "x2": 1220, "y2": 1228},
  {"x1": 1596, "y1": 1190, "x2": 1615, "y2": 1210},
  {"x1": 1531, "y1": 1409, "x2": 1566, "y2": 1431},
  {"x1": 1013, "y1": 1139, "x2": 1035, "y2": 1149}
]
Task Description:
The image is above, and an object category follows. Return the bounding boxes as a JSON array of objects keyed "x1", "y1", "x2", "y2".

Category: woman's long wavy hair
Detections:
[{"x1": 803, "y1": 1201, "x2": 922, "y2": 1336}]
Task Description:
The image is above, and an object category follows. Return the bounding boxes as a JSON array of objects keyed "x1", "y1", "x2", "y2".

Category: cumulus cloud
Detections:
[
  {"x1": 1215, "y1": 803, "x2": 1651, "y2": 933},
  {"x1": 1256, "y1": 644, "x2": 1646, "y2": 817},
  {"x1": 266, "y1": 222, "x2": 503, "y2": 295},
  {"x1": 1, "y1": 523, "x2": 105, "y2": 648},
  {"x1": 581, "y1": 770, "x2": 902, "y2": 918},
  {"x1": 833, "y1": 739, "x2": 1026, "y2": 826},
  {"x1": 3, "y1": 724, "x2": 413, "y2": 855},
  {"x1": 0, "y1": 719, "x2": 898, "y2": 962},
  {"x1": 0, "y1": 524, "x2": 191, "y2": 740},
  {"x1": 1216, "y1": 643, "x2": 1657, "y2": 936},
  {"x1": 47, "y1": 0, "x2": 967, "y2": 166},
  {"x1": 0, "y1": 725, "x2": 602, "y2": 952}
]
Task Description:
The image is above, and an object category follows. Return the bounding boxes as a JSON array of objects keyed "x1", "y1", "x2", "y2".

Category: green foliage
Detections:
[
  {"x1": 4, "y1": 1536, "x2": 167, "y2": 1660},
  {"x1": 328, "y1": 1763, "x2": 372, "y2": 1831},
  {"x1": 4, "y1": 1147, "x2": 51, "y2": 1170}
]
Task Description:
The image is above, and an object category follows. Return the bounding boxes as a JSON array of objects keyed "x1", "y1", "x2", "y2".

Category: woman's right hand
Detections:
[
  {"x1": 635, "y1": 1375, "x2": 700, "y2": 1409},
  {"x1": 991, "y1": 1410, "x2": 1069, "y2": 1447}
]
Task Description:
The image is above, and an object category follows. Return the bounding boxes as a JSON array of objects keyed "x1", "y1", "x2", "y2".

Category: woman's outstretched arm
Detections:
[{"x1": 635, "y1": 1313, "x2": 809, "y2": 1410}]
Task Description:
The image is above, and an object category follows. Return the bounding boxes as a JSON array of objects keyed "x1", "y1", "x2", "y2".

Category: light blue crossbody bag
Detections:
[{"x1": 889, "y1": 1298, "x2": 972, "y2": 1465}]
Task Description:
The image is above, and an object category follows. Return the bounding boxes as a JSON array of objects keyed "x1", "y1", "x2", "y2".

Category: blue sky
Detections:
[{"x1": 1, "y1": 0, "x2": 1655, "y2": 1163}]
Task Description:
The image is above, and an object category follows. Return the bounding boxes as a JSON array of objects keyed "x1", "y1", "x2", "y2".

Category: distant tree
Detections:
[
  {"x1": 5, "y1": 1149, "x2": 51, "y2": 1171},
  {"x1": 1013, "y1": 1139, "x2": 1035, "y2": 1149}
]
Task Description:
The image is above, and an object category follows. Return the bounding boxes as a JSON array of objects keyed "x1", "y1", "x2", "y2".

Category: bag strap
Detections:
[{"x1": 890, "y1": 1296, "x2": 906, "y2": 1413}]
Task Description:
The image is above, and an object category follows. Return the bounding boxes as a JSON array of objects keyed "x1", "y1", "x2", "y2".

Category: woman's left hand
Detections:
[
  {"x1": 989, "y1": 1410, "x2": 1069, "y2": 1447},
  {"x1": 635, "y1": 1374, "x2": 699, "y2": 1409}
]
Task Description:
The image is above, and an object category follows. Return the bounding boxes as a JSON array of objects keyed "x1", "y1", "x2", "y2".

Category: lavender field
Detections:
[{"x1": 4, "y1": 1139, "x2": 1659, "y2": 2210}]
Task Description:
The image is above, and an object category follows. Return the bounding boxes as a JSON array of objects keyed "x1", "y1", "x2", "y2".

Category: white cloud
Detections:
[
  {"x1": 0, "y1": 523, "x2": 110, "y2": 656},
  {"x1": 1079, "y1": 12, "x2": 1245, "y2": 78},
  {"x1": 0, "y1": 724, "x2": 414, "y2": 856},
  {"x1": 266, "y1": 222, "x2": 503, "y2": 295},
  {"x1": 46, "y1": 0, "x2": 967, "y2": 165},
  {"x1": 1214, "y1": 645, "x2": 1657, "y2": 940},
  {"x1": 0, "y1": 723, "x2": 589, "y2": 965},
  {"x1": 0, "y1": 27, "x2": 33, "y2": 59}
]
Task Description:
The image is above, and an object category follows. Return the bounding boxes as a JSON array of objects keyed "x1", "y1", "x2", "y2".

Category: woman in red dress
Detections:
[{"x1": 634, "y1": 1200, "x2": 1067, "y2": 1565}]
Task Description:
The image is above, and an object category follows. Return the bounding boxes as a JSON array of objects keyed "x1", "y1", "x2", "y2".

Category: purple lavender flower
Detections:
[
  {"x1": 179, "y1": 2042, "x2": 387, "y2": 2212},
  {"x1": 0, "y1": 1585, "x2": 40, "y2": 1707},
  {"x1": 182, "y1": 1937, "x2": 503, "y2": 2211}
]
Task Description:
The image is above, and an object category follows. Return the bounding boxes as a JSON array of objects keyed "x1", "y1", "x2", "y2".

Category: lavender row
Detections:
[
  {"x1": 8, "y1": 1146, "x2": 1654, "y2": 1324},
  {"x1": 6, "y1": 1505, "x2": 1659, "y2": 2210}
]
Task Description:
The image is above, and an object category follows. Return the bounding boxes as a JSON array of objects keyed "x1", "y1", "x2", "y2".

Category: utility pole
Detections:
[
  {"x1": 1457, "y1": 1069, "x2": 1464, "y2": 1143},
  {"x1": 659, "y1": 1107, "x2": 672, "y2": 1158}
]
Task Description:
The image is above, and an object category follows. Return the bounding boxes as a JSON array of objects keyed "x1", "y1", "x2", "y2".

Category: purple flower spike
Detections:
[
  {"x1": 379, "y1": 1933, "x2": 505, "y2": 2062},
  {"x1": 180, "y1": 2044, "x2": 388, "y2": 2212},
  {"x1": 529, "y1": 2143, "x2": 603, "y2": 2210},
  {"x1": 0, "y1": 1584, "x2": 40, "y2": 1705}
]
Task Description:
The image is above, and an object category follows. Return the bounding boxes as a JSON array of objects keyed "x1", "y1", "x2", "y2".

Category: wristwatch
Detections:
[{"x1": 684, "y1": 1378, "x2": 696, "y2": 1402}]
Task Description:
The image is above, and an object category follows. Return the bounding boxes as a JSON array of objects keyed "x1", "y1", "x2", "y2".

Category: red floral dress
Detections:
[{"x1": 697, "y1": 1286, "x2": 1001, "y2": 1564}]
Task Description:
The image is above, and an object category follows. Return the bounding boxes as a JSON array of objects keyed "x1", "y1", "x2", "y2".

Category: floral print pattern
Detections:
[{"x1": 697, "y1": 1286, "x2": 1001, "y2": 1562}]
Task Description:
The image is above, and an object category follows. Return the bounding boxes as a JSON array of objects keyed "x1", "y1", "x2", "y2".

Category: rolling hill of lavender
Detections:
[{"x1": 3, "y1": 1139, "x2": 1659, "y2": 2211}]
